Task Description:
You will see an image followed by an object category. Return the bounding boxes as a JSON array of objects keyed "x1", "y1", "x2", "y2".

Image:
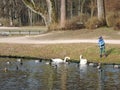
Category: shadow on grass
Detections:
[{"x1": 106, "y1": 48, "x2": 115, "y2": 57}]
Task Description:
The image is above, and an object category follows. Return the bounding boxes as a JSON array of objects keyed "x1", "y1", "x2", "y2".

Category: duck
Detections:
[
  {"x1": 97, "y1": 63, "x2": 101, "y2": 69},
  {"x1": 35, "y1": 60, "x2": 40, "y2": 63},
  {"x1": 17, "y1": 58, "x2": 23, "y2": 65},
  {"x1": 114, "y1": 65, "x2": 120, "y2": 69},
  {"x1": 17, "y1": 58, "x2": 21, "y2": 62},
  {"x1": 45, "y1": 62, "x2": 50, "y2": 65},
  {"x1": 88, "y1": 62, "x2": 98, "y2": 67},
  {"x1": 51, "y1": 56, "x2": 70, "y2": 63},
  {"x1": 35, "y1": 59, "x2": 42, "y2": 63},
  {"x1": 4, "y1": 67, "x2": 8, "y2": 72},
  {"x1": 6, "y1": 61, "x2": 10, "y2": 65},
  {"x1": 89, "y1": 63, "x2": 94, "y2": 66},
  {"x1": 79, "y1": 55, "x2": 87, "y2": 65},
  {"x1": 16, "y1": 65, "x2": 19, "y2": 70}
]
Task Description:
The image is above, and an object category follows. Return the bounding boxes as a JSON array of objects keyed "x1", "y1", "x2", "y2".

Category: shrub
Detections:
[
  {"x1": 49, "y1": 14, "x2": 88, "y2": 30},
  {"x1": 65, "y1": 14, "x2": 88, "y2": 30},
  {"x1": 0, "y1": 18, "x2": 9, "y2": 26},
  {"x1": 85, "y1": 17, "x2": 104, "y2": 29},
  {"x1": 48, "y1": 23, "x2": 60, "y2": 31},
  {"x1": 13, "y1": 19, "x2": 20, "y2": 27},
  {"x1": 106, "y1": 12, "x2": 120, "y2": 27},
  {"x1": 114, "y1": 18, "x2": 120, "y2": 30},
  {"x1": 34, "y1": 21, "x2": 45, "y2": 26}
]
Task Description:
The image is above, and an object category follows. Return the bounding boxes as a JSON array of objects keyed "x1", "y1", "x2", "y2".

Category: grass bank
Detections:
[{"x1": 0, "y1": 43, "x2": 120, "y2": 64}]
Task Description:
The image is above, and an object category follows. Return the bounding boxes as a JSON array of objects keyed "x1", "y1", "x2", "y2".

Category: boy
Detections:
[{"x1": 98, "y1": 36, "x2": 106, "y2": 58}]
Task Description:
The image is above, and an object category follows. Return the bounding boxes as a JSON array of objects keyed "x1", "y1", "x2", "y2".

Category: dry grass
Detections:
[
  {"x1": 0, "y1": 27, "x2": 120, "y2": 64},
  {"x1": 0, "y1": 26, "x2": 47, "y2": 31},
  {"x1": 0, "y1": 43, "x2": 120, "y2": 64},
  {"x1": 30, "y1": 27, "x2": 120, "y2": 40}
]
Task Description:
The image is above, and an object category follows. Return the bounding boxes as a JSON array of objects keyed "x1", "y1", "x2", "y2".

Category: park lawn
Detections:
[
  {"x1": 0, "y1": 26, "x2": 47, "y2": 31},
  {"x1": 30, "y1": 27, "x2": 120, "y2": 40},
  {"x1": 0, "y1": 43, "x2": 120, "y2": 64},
  {"x1": 0, "y1": 27, "x2": 119, "y2": 64}
]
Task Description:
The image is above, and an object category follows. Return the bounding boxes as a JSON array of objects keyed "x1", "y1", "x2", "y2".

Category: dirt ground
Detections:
[{"x1": 0, "y1": 27, "x2": 120, "y2": 44}]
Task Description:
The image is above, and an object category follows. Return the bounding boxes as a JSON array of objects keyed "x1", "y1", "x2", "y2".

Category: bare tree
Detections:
[
  {"x1": 60, "y1": 0, "x2": 66, "y2": 28},
  {"x1": 70, "y1": 0, "x2": 73, "y2": 19},
  {"x1": 89, "y1": 0, "x2": 97, "y2": 18},
  {"x1": 22, "y1": 0, "x2": 55, "y2": 27},
  {"x1": 97, "y1": 0, "x2": 105, "y2": 21},
  {"x1": 80, "y1": 0, "x2": 86, "y2": 14}
]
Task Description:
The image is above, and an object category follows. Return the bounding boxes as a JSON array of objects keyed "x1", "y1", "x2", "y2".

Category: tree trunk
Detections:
[
  {"x1": 78, "y1": 0, "x2": 81, "y2": 15},
  {"x1": 81, "y1": 0, "x2": 85, "y2": 14},
  {"x1": 9, "y1": 10, "x2": 13, "y2": 26},
  {"x1": 9, "y1": 0, "x2": 13, "y2": 26},
  {"x1": 60, "y1": 0, "x2": 66, "y2": 28},
  {"x1": 28, "y1": 9, "x2": 33, "y2": 26},
  {"x1": 54, "y1": 0, "x2": 59, "y2": 22},
  {"x1": 22, "y1": 0, "x2": 53, "y2": 27},
  {"x1": 90, "y1": 0, "x2": 96, "y2": 18},
  {"x1": 97, "y1": 0, "x2": 105, "y2": 20},
  {"x1": 70, "y1": 1, "x2": 73, "y2": 19}
]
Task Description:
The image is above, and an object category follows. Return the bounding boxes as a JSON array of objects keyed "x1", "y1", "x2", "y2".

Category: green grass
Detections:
[{"x1": 0, "y1": 43, "x2": 120, "y2": 64}]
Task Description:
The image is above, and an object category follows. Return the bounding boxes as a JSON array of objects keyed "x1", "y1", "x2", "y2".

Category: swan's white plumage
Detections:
[
  {"x1": 79, "y1": 55, "x2": 87, "y2": 65},
  {"x1": 51, "y1": 57, "x2": 70, "y2": 63}
]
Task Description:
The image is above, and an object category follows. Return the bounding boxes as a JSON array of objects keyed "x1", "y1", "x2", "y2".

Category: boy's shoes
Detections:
[
  {"x1": 100, "y1": 55, "x2": 102, "y2": 58},
  {"x1": 100, "y1": 54, "x2": 107, "y2": 58},
  {"x1": 104, "y1": 54, "x2": 107, "y2": 57}
]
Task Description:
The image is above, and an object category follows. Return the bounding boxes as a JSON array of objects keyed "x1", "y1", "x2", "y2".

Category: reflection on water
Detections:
[{"x1": 0, "y1": 58, "x2": 120, "y2": 90}]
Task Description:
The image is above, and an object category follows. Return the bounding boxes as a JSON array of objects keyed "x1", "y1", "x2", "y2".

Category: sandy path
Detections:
[
  {"x1": 0, "y1": 27, "x2": 119, "y2": 44},
  {"x1": 0, "y1": 36, "x2": 120, "y2": 44}
]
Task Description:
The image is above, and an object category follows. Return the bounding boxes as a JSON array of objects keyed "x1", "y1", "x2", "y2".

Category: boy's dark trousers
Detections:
[{"x1": 100, "y1": 45, "x2": 106, "y2": 58}]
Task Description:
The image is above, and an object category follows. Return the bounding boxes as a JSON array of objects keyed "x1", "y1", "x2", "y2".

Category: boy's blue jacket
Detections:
[{"x1": 98, "y1": 38, "x2": 105, "y2": 47}]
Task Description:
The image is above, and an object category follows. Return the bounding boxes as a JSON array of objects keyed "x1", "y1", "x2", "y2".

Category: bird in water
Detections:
[
  {"x1": 79, "y1": 55, "x2": 87, "y2": 65},
  {"x1": 6, "y1": 61, "x2": 10, "y2": 65},
  {"x1": 17, "y1": 58, "x2": 23, "y2": 65},
  {"x1": 4, "y1": 67, "x2": 8, "y2": 72},
  {"x1": 51, "y1": 56, "x2": 70, "y2": 63}
]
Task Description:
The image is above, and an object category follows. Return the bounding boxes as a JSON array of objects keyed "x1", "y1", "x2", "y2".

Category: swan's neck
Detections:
[
  {"x1": 63, "y1": 57, "x2": 67, "y2": 62},
  {"x1": 80, "y1": 55, "x2": 82, "y2": 59}
]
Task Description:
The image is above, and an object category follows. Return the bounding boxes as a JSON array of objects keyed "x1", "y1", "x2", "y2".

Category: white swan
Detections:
[
  {"x1": 79, "y1": 55, "x2": 87, "y2": 65},
  {"x1": 51, "y1": 56, "x2": 70, "y2": 63}
]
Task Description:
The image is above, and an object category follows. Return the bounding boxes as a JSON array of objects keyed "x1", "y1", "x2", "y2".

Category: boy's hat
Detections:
[{"x1": 99, "y1": 36, "x2": 102, "y2": 39}]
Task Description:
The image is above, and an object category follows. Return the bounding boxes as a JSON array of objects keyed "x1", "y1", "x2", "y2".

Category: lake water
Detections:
[{"x1": 0, "y1": 58, "x2": 120, "y2": 90}]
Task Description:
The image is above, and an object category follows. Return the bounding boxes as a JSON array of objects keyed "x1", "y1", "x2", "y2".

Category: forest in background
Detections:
[{"x1": 0, "y1": 0, "x2": 119, "y2": 30}]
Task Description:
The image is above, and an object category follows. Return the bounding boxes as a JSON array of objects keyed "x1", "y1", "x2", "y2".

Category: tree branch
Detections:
[{"x1": 22, "y1": 0, "x2": 49, "y2": 26}]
